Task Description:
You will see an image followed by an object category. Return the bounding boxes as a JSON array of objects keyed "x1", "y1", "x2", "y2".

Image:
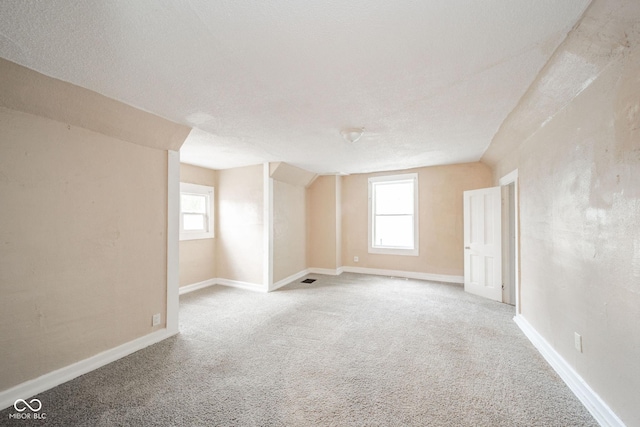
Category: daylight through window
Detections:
[
  {"x1": 180, "y1": 183, "x2": 214, "y2": 240},
  {"x1": 368, "y1": 173, "x2": 418, "y2": 256}
]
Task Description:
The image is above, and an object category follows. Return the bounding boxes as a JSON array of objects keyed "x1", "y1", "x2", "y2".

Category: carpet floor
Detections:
[{"x1": 1, "y1": 273, "x2": 597, "y2": 426}]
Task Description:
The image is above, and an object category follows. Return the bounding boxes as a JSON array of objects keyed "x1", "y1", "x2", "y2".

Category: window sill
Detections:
[
  {"x1": 180, "y1": 232, "x2": 214, "y2": 241},
  {"x1": 368, "y1": 247, "x2": 419, "y2": 256}
]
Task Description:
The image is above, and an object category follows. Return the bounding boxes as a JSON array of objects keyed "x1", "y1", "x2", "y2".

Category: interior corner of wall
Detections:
[
  {"x1": 306, "y1": 174, "x2": 319, "y2": 188},
  {"x1": 268, "y1": 162, "x2": 279, "y2": 176},
  {"x1": 169, "y1": 126, "x2": 194, "y2": 153}
]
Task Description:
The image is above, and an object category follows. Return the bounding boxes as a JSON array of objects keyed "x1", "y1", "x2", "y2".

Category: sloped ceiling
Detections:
[{"x1": 0, "y1": 0, "x2": 590, "y2": 173}]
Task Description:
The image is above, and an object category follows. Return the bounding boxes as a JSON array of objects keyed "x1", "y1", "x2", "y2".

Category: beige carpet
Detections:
[{"x1": 0, "y1": 273, "x2": 597, "y2": 426}]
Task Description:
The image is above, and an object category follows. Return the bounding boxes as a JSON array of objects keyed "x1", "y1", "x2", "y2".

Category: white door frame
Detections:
[
  {"x1": 167, "y1": 150, "x2": 180, "y2": 334},
  {"x1": 499, "y1": 169, "x2": 520, "y2": 314}
]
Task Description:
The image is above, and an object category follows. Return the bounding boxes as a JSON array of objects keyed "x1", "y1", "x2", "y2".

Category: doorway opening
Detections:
[
  {"x1": 462, "y1": 170, "x2": 520, "y2": 313},
  {"x1": 499, "y1": 170, "x2": 519, "y2": 314}
]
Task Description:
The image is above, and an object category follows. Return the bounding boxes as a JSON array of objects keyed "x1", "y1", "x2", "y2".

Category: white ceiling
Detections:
[{"x1": 0, "y1": 0, "x2": 590, "y2": 174}]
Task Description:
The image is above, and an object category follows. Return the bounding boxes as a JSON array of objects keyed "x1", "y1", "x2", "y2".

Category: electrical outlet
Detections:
[
  {"x1": 574, "y1": 332, "x2": 582, "y2": 353},
  {"x1": 354, "y1": 256, "x2": 359, "y2": 263},
  {"x1": 152, "y1": 313, "x2": 161, "y2": 327}
]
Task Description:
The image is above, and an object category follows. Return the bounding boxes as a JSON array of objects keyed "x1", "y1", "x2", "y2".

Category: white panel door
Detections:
[{"x1": 463, "y1": 187, "x2": 502, "y2": 302}]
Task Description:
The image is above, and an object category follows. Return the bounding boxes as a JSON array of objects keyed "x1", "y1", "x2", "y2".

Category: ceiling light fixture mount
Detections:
[{"x1": 340, "y1": 127, "x2": 365, "y2": 143}]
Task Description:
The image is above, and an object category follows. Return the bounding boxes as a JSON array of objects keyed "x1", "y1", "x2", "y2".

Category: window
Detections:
[
  {"x1": 180, "y1": 182, "x2": 214, "y2": 240},
  {"x1": 368, "y1": 173, "x2": 419, "y2": 256}
]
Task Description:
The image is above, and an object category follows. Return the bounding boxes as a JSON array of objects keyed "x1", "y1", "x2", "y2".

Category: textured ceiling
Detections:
[{"x1": 0, "y1": 0, "x2": 590, "y2": 174}]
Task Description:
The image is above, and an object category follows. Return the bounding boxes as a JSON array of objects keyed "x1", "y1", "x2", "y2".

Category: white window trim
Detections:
[
  {"x1": 179, "y1": 182, "x2": 214, "y2": 241},
  {"x1": 368, "y1": 173, "x2": 419, "y2": 256}
]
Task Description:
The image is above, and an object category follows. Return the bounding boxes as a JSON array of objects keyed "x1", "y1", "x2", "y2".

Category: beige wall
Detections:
[
  {"x1": 482, "y1": 1, "x2": 640, "y2": 424},
  {"x1": 336, "y1": 176, "x2": 342, "y2": 269},
  {"x1": 179, "y1": 164, "x2": 217, "y2": 287},
  {"x1": 306, "y1": 175, "x2": 339, "y2": 270},
  {"x1": 273, "y1": 179, "x2": 306, "y2": 282},
  {"x1": 270, "y1": 162, "x2": 316, "y2": 187},
  {"x1": 341, "y1": 163, "x2": 492, "y2": 276},
  {"x1": 216, "y1": 164, "x2": 264, "y2": 285},
  {"x1": 0, "y1": 107, "x2": 169, "y2": 391},
  {"x1": 0, "y1": 58, "x2": 190, "y2": 152}
]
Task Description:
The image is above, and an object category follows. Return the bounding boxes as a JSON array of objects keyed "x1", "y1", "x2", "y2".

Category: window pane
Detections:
[
  {"x1": 374, "y1": 215, "x2": 414, "y2": 248},
  {"x1": 183, "y1": 213, "x2": 205, "y2": 231},
  {"x1": 374, "y1": 181, "x2": 413, "y2": 215},
  {"x1": 181, "y1": 194, "x2": 206, "y2": 213}
]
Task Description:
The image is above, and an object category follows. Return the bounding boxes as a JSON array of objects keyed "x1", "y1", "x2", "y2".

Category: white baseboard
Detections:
[
  {"x1": 271, "y1": 269, "x2": 310, "y2": 291},
  {"x1": 341, "y1": 266, "x2": 463, "y2": 284},
  {"x1": 217, "y1": 278, "x2": 266, "y2": 293},
  {"x1": 178, "y1": 278, "x2": 217, "y2": 295},
  {"x1": 180, "y1": 278, "x2": 267, "y2": 294},
  {"x1": 308, "y1": 267, "x2": 343, "y2": 276},
  {"x1": 0, "y1": 328, "x2": 176, "y2": 411},
  {"x1": 514, "y1": 315, "x2": 624, "y2": 427}
]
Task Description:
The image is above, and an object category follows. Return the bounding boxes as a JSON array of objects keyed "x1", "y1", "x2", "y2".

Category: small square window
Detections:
[{"x1": 180, "y1": 183, "x2": 214, "y2": 240}]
